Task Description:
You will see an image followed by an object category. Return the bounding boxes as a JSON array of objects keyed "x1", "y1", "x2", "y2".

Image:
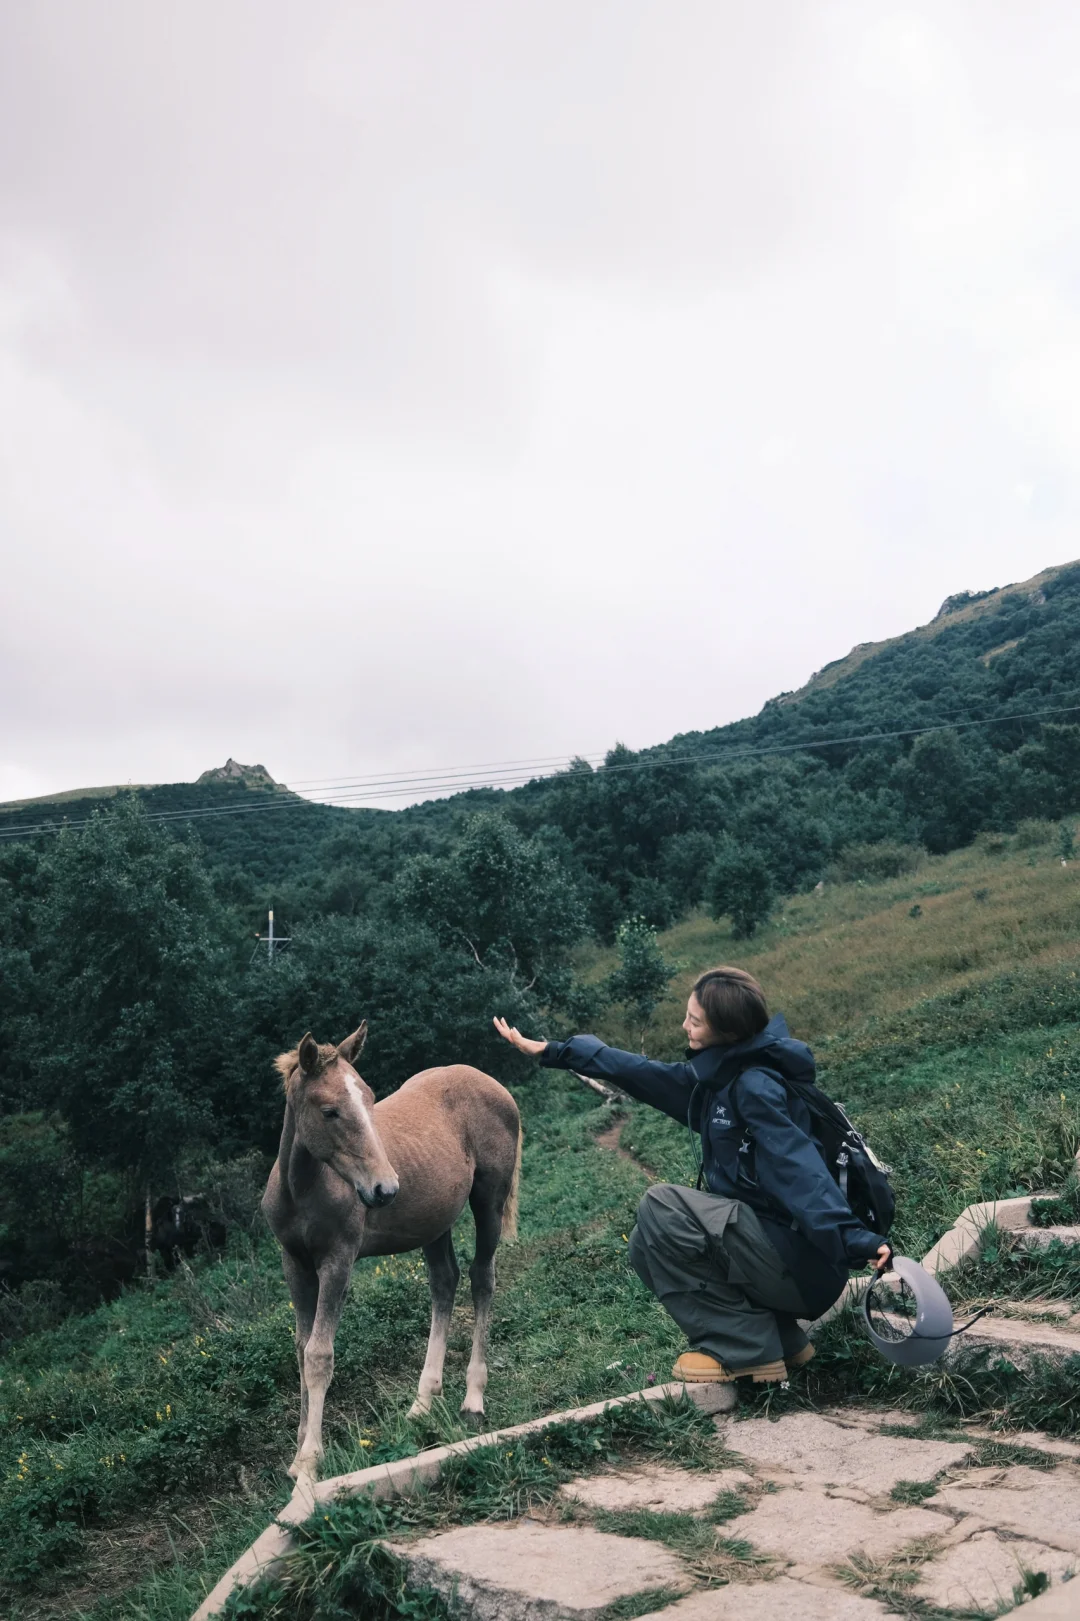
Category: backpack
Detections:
[{"x1": 733, "y1": 1067, "x2": 896, "y2": 1238}]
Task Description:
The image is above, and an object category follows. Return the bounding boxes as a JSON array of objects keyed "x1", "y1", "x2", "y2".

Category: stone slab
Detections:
[
  {"x1": 964, "y1": 1427, "x2": 1080, "y2": 1461},
  {"x1": 921, "y1": 1195, "x2": 1038, "y2": 1276},
  {"x1": 723, "y1": 1485, "x2": 951, "y2": 1566},
  {"x1": 864, "y1": 1409, "x2": 922, "y2": 1429},
  {"x1": 930, "y1": 1465, "x2": 1080, "y2": 1555},
  {"x1": 721, "y1": 1411, "x2": 972, "y2": 1490},
  {"x1": 1017, "y1": 1226, "x2": 1080, "y2": 1249},
  {"x1": 915, "y1": 1529, "x2": 1077, "y2": 1611},
  {"x1": 401, "y1": 1520, "x2": 690, "y2": 1618},
  {"x1": 635, "y1": 1575, "x2": 889, "y2": 1618},
  {"x1": 679, "y1": 1381, "x2": 738, "y2": 1414},
  {"x1": 960, "y1": 1315, "x2": 1080, "y2": 1358},
  {"x1": 970, "y1": 1195, "x2": 1044, "y2": 1230},
  {"x1": 1000, "y1": 1298, "x2": 1078, "y2": 1321},
  {"x1": 1022, "y1": 1578, "x2": 1080, "y2": 1617},
  {"x1": 922, "y1": 1222, "x2": 984, "y2": 1276},
  {"x1": 818, "y1": 1408, "x2": 921, "y2": 1431},
  {"x1": 560, "y1": 1465, "x2": 753, "y2": 1514}
]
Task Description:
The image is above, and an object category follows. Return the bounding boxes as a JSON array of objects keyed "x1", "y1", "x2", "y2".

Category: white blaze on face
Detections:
[{"x1": 344, "y1": 1073, "x2": 376, "y2": 1136}]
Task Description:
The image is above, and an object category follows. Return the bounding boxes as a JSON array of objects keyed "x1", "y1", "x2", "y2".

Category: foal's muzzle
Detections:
[{"x1": 358, "y1": 1178, "x2": 399, "y2": 1209}]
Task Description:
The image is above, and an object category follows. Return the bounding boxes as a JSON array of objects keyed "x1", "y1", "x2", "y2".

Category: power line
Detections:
[
  {"x1": 1, "y1": 698, "x2": 1077, "y2": 843},
  {"x1": 224, "y1": 685, "x2": 1052, "y2": 794},
  {"x1": 286, "y1": 749, "x2": 609, "y2": 791}
]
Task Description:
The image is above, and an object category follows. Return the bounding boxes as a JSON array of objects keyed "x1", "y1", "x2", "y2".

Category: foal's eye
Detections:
[{"x1": 321, "y1": 1107, "x2": 340, "y2": 1119}]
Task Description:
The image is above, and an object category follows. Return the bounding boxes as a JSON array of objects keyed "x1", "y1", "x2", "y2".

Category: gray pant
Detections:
[{"x1": 628, "y1": 1183, "x2": 811, "y2": 1369}]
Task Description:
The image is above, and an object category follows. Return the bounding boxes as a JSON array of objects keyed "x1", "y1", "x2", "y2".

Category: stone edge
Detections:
[
  {"x1": 192, "y1": 1173, "x2": 1079, "y2": 1619},
  {"x1": 190, "y1": 1380, "x2": 715, "y2": 1619}
]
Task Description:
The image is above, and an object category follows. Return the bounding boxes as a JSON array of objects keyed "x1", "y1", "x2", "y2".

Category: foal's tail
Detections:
[{"x1": 502, "y1": 1122, "x2": 523, "y2": 1244}]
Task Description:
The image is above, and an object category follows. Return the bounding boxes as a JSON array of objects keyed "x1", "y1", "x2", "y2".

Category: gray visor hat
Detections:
[{"x1": 862, "y1": 1255, "x2": 955, "y2": 1365}]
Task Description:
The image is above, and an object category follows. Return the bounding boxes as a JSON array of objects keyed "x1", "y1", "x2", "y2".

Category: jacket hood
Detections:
[{"x1": 690, "y1": 1012, "x2": 816, "y2": 1087}]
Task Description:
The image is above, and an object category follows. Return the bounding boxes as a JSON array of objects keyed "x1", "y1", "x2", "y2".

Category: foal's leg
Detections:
[
  {"x1": 408, "y1": 1231, "x2": 460, "y2": 1419},
  {"x1": 461, "y1": 1197, "x2": 502, "y2": 1427},
  {"x1": 293, "y1": 1256, "x2": 352, "y2": 1479},
  {"x1": 281, "y1": 1250, "x2": 319, "y2": 1475}
]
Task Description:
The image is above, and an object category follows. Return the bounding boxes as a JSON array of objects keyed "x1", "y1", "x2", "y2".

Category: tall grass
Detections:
[{"x1": 582, "y1": 828, "x2": 1080, "y2": 1052}]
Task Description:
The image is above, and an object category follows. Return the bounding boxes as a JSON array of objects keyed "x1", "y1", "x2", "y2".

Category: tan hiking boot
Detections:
[
  {"x1": 786, "y1": 1343, "x2": 816, "y2": 1372},
  {"x1": 672, "y1": 1352, "x2": 788, "y2": 1384}
]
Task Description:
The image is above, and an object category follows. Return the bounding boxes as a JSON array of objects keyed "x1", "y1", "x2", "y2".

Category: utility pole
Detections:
[{"x1": 253, "y1": 908, "x2": 291, "y2": 964}]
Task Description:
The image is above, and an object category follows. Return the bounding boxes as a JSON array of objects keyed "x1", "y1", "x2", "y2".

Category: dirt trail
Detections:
[{"x1": 592, "y1": 1118, "x2": 658, "y2": 1180}]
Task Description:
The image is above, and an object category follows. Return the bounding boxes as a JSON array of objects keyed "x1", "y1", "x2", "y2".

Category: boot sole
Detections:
[{"x1": 674, "y1": 1360, "x2": 787, "y2": 1384}]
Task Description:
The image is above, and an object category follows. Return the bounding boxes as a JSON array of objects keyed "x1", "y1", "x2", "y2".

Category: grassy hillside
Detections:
[
  {"x1": 585, "y1": 817, "x2": 1080, "y2": 1050},
  {"x1": 581, "y1": 817, "x2": 1080, "y2": 1256},
  {"x1": 774, "y1": 561, "x2": 1067, "y2": 704},
  {"x1": 4, "y1": 820, "x2": 1080, "y2": 1619}
]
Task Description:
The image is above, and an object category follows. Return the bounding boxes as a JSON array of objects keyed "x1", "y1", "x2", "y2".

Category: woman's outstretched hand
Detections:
[
  {"x1": 493, "y1": 1016, "x2": 547, "y2": 1057},
  {"x1": 870, "y1": 1244, "x2": 893, "y2": 1276}
]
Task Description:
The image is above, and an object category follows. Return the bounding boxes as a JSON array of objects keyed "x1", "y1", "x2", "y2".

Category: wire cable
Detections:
[{"x1": 2, "y1": 698, "x2": 1078, "y2": 841}]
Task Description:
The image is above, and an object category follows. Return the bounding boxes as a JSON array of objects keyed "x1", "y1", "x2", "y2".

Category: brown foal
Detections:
[{"x1": 262, "y1": 1023, "x2": 521, "y2": 1478}]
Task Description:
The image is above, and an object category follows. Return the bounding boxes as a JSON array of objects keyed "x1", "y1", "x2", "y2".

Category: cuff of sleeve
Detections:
[
  {"x1": 846, "y1": 1231, "x2": 887, "y2": 1263},
  {"x1": 538, "y1": 1034, "x2": 606, "y2": 1070}
]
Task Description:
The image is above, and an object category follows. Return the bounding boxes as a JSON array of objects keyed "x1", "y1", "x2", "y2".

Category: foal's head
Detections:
[{"x1": 277, "y1": 1023, "x2": 399, "y2": 1208}]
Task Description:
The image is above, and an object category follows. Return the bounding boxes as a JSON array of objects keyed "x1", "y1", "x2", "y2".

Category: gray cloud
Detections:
[{"x1": 1, "y1": 3, "x2": 1075, "y2": 803}]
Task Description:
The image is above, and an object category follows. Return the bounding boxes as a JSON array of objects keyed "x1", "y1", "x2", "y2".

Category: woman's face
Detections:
[{"x1": 683, "y1": 993, "x2": 718, "y2": 1050}]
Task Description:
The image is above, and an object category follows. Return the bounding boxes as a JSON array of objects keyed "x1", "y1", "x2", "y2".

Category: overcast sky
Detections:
[{"x1": 1, "y1": 2, "x2": 1076, "y2": 807}]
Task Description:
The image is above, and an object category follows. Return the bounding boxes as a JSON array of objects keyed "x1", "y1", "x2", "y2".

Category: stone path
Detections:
[
  {"x1": 191, "y1": 1187, "x2": 1080, "y2": 1619},
  {"x1": 387, "y1": 1207, "x2": 1080, "y2": 1621},
  {"x1": 396, "y1": 1408, "x2": 1080, "y2": 1619}
]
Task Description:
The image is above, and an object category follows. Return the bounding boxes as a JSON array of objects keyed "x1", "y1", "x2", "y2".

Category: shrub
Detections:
[
  {"x1": 603, "y1": 918, "x2": 676, "y2": 1051},
  {"x1": 827, "y1": 841, "x2": 924, "y2": 883},
  {"x1": 974, "y1": 830, "x2": 1011, "y2": 856},
  {"x1": 1015, "y1": 818, "x2": 1057, "y2": 849}
]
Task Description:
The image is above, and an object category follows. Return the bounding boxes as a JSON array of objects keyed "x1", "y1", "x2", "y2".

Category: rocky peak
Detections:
[{"x1": 196, "y1": 758, "x2": 281, "y2": 789}]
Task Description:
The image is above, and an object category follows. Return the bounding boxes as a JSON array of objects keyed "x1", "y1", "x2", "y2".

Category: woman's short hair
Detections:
[{"x1": 692, "y1": 966, "x2": 769, "y2": 1043}]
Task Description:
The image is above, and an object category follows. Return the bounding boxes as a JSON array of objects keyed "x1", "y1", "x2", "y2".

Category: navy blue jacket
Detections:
[{"x1": 541, "y1": 1014, "x2": 885, "y2": 1317}]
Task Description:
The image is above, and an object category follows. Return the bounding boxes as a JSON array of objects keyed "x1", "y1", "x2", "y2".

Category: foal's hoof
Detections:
[{"x1": 459, "y1": 1407, "x2": 487, "y2": 1433}]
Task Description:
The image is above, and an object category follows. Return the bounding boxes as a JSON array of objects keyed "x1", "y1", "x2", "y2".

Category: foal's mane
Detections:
[{"x1": 273, "y1": 1043, "x2": 340, "y2": 1094}]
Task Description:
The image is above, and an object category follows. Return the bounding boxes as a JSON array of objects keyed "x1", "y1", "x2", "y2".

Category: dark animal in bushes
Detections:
[
  {"x1": 263, "y1": 1022, "x2": 521, "y2": 1479},
  {"x1": 149, "y1": 1195, "x2": 227, "y2": 1267}
]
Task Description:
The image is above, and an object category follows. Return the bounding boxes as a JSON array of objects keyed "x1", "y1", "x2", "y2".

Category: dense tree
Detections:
[
  {"x1": 30, "y1": 798, "x2": 231, "y2": 1182},
  {"x1": 707, "y1": 836, "x2": 776, "y2": 938},
  {"x1": 235, "y1": 913, "x2": 536, "y2": 1133},
  {"x1": 0, "y1": 842, "x2": 46, "y2": 1112},
  {"x1": 395, "y1": 811, "x2": 586, "y2": 995}
]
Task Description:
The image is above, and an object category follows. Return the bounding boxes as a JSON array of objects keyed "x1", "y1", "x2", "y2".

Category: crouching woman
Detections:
[{"x1": 494, "y1": 966, "x2": 890, "y2": 1385}]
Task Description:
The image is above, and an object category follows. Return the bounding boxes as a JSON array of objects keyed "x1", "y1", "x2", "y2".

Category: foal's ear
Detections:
[
  {"x1": 297, "y1": 1032, "x2": 320, "y2": 1075},
  {"x1": 337, "y1": 1021, "x2": 368, "y2": 1065}
]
